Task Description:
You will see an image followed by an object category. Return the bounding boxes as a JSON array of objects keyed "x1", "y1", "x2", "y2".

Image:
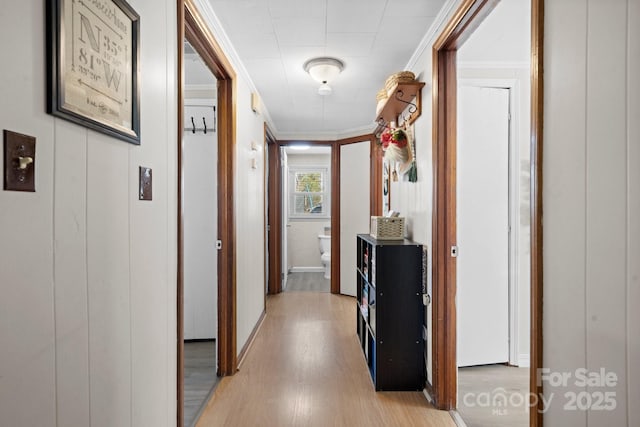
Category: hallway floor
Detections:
[
  {"x1": 457, "y1": 364, "x2": 529, "y2": 427},
  {"x1": 196, "y1": 292, "x2": 454, "y2": 427},
  {"x1": 184, "y1": 340, "x2": 219, "y2": 427},
  {"x1": 284, "y1": 272, "x2": 330, "y2": 292}
]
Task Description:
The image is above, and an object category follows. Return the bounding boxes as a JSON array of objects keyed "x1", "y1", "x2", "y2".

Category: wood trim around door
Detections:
[
  {"x1": 330, "y1": 142, "x2": 340, "y2": 294},
  {"x1": 178, "y1": 0, "x2": 237, "y2": 425},
  {"x1": 266, "y1": 136, "x2": 281, "y2": 295},
  {"x1": 370, "y1": 136, "x2": 383, "y2": 218},
  {"x1": 529, "y1": 0, "x2": 544, "y2": 424},
  {"x1": 431, "y1": 1, "x2": 543, "y2": 425}
]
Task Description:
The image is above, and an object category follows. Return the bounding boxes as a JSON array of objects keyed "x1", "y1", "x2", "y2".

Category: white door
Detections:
[
  {"x1": 340, "y1": 141, "x2": 371, "y2": 296},
  {"x1": 457, "y1": 86, "x2": 510, "y2": 367}
]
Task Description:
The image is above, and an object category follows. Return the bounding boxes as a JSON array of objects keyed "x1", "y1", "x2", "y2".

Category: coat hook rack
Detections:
[
  {"x1": 184, "y1": 114, "x2": 216, "y2": 134},
  {"x1": 374, "y1": 81, "x2": 425, "y2": 129}
]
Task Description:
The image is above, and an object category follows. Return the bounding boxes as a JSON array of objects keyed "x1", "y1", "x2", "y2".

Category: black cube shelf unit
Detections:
[{"x1": 356, "y1": 234, "x2": 425, "y2": 391}]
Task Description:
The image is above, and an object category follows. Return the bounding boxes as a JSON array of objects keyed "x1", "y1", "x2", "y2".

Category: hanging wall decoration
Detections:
[
  {"x1": 405, "y1": 124, "x2": 417, "y2": 182},
  {"x1": 379, "y1": 124, "x2": 417, "y2": 182},
  {"x1": 47, "y1": 0, "x2": 141, "y2": 145}
]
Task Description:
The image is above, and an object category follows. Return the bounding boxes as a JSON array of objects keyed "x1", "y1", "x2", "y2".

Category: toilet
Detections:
[{"x1": 317, "y1": 234, "x2": 331, "y2": 279}]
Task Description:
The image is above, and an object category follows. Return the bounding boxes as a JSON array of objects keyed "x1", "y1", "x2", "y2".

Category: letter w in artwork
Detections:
[
  {"x1": 79, "y1": 14, "x2": 101, "y2": 53},
  {"x1": 103, "y1": 63, "x2": 122, "y2": 92}
]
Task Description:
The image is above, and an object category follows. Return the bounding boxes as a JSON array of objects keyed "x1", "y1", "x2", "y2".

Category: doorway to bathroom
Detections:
[
  {"x1": 281, "y1": 145, "x2": 332, "y2": 293},
  {"x1": 266, "y1": 135, "x2": 378, "y2": 296}
]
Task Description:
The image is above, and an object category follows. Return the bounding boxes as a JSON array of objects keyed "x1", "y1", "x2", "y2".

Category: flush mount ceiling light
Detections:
[{"x1": 303, "y1": 57, "x2": 345, "y2": 96}]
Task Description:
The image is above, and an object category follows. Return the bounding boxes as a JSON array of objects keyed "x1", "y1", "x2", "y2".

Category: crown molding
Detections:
[
  {"x1": 275, "y1": 124, "x2": 375, "y2": 142},
  {"x1": 405, "y1": 0, "x2": 460, "y2": 71}
]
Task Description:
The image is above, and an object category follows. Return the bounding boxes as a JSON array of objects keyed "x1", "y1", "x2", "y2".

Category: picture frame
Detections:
[{"x1": 47, "y1": 0, "x2": 141, "y2": 145}]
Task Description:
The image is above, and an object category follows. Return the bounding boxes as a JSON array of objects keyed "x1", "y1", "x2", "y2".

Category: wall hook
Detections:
[
  {"x1": 213, "y1": 106, "x2": 217, "y2": 132},
  {"x1": 203, "y1": 117, "x2": 207, "y2": 134},
  {"x1": 191, "y1": 116, "x2": 196, "y2": 133}
]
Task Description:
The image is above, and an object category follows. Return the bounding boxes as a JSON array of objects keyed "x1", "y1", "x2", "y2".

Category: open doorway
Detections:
[
  {"x1": 177, "y1": 1, "x2": 237, "y2": 426},
  {"x1": 266, "y1": 136, "x2": 376, "y2": 296},
  {"x1": 454, "y1": 3, "x2": 532, "y2": 425},
  {"x1": 430, "y1": 0, "x2": 543, "y2": 425},
  {"x1": 281, "y1": 145, "x2": 333, "y2": 293},
  {"x1": 181, "y1": 40, "x2": 219, "y2": 427}
]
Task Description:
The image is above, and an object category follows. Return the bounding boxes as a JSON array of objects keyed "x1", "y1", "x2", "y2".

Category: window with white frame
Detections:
[{"x1": 288, "y1": 167, "x2": 330, "y2": 218}]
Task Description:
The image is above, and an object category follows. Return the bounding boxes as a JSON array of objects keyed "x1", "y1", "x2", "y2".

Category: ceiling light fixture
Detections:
[{"x1": 303, "y1": 57, "x2": 345, "y2": 96}]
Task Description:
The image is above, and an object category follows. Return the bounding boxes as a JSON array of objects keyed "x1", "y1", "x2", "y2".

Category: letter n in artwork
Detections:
[{"x1": 78, "y1": 13, "x2": 101, "y2": 53}]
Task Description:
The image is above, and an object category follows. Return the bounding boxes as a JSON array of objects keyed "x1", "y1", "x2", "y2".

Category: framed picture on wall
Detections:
[{"x1": 47, "y1": 0, "x2": 141, "y2": 145}]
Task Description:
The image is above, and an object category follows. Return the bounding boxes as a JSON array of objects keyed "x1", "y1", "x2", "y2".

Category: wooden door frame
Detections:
[
  {"x1": 266, "y1": 139, "x2": 281, "y2": 295},
  {"x1": 430, "y1": 1, "x2": 544, "y2": 426},
  {"x1": 267, "y1": 135, "x2": 377, "y2": 296},
  {"x1": 267, "y1": 140, "x2": 336, "y2": 294},
  {"x1": 177, "y1": 1, "x2": 237, "y2": 426}
]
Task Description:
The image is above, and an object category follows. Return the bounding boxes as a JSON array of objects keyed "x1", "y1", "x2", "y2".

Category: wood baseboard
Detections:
[{"x1": 236, "y1": 310, "x2": 266, "y2": 370}]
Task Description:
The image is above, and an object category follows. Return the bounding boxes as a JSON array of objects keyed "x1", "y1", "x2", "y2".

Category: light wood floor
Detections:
[
  {"x1": 184, "y1": 340, "x2": 220, "y2": 427},
  {"x1": 196, "y1": 292, "x2": 455, "y2": 427},
  {"x1": 285, "y1": 272, "x2": 330, "y2": 292},
  {"x1": 457, "y1": 365, "x2": 529, "y2": 427}
]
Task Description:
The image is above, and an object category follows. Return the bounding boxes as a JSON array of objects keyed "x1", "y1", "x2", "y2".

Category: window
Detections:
[{"x1": 289, "y1": 167, "x2": 330, "y2": 218}]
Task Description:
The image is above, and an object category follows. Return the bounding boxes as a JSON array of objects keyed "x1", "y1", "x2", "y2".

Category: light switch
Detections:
[
  {"x1": 139, "y1": 166, "x2": 152, "y2": 200},
  {"x1": 4, "y1": 130, "x2": 36, "y2": 192}
]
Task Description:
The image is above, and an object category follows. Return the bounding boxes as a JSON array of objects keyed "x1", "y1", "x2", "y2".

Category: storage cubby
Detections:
[{"x1": 356, "y1": 234, "x2": 425, "y2": 391}]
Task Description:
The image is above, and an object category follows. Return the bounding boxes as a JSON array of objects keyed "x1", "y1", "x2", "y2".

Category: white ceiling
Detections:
[
  {"x1": 199, "y1": 0, "x2": 447, "y2": 139},
  {"x1": 458, "y1": 0, "x2": 530, "y2": 65}
]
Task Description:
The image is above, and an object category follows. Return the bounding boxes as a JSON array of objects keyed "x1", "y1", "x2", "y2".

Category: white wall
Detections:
[
  {"x1": 234, "y1": 75, "x2": 268, "y2": 351},
  {"x1": 0, "y1": 1, "x2": 178, "y2": 426},
  {"x1": 288, "y1": 221, "x2": 326, "y2": 270},
  {"x1": 183, "y1": 103, "x2": 218, "y2": 340},
  {"x1": 544, "y1": 0, "x2": 639, "y2": 424}
]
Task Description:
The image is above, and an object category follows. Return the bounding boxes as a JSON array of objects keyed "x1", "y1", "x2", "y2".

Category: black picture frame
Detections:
[{"x1": 47, "y1": 0, "x2": 141, "y2": 145}]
